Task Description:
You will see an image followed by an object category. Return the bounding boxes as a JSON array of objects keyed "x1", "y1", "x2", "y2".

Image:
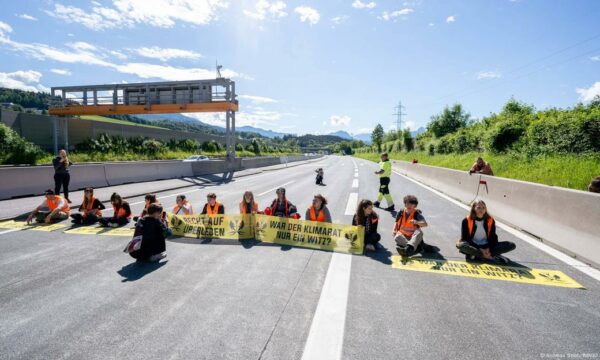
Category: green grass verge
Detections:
[
  {"x1": 79, "y1": 115, "x2": 167, "y2": 130},
  {"x1": 37, "y1": 150, "x2": 301, "y2": 164},
  {"x1": 354, "y1": 151, "x2": 600, "y2": 191}
]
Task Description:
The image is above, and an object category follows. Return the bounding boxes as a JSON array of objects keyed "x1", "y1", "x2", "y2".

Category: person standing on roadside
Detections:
[
  {"x1": 588, "y1": 176, "x2": 600, "y2": 193},
  {"x1": 374, "y1": 152, "x2": 395, "y2": 211},
  {"x1": 53, "y1": 149, "x2": 72, "y2": 203}
]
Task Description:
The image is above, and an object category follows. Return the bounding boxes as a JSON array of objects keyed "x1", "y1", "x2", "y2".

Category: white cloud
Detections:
[
  {"x1": 331, "y1": 15, "x2": 349, "y2": 26},
  {"x1": 446, "y1": 15, "x2": 456, "y2": 23},
  {"x1": 109, "y1": 50, "x2": 128, "y2": 60},
  {"x1": 352, "y1": 0, "x2": 376, "y2": 9},
  {"x1": 590, "y1": 56, "x2": 600, "y2": 62},
  {"x1": 380, "y1": 8, "x2": 413, "y2": 21},
  {"x1": 46, "y1": 0, "x2": 229, "y2": 30},
  {"x1": 0, "y1": 21, "x2": 13, "y2": 36},
  {"x1": 428, "y1": 22, "x2": 434, "y2": 26},
  {"x1": 239, "y1": 95, "x2": 277, "y2": 104},
  {"x1": 113, "y1": 62, "x2": 239, "y2": 81},
  {"x1": 294, "y1": 6, "x2": 320, "y2": 25},
  {"x1": 330, "y1": 115, "x2": 351, "y2": 127},
  {"x1": 17, "y1": 14, "x2": 38, "y2": 21},
  {"x1": 131, "y1": 46, "x2": 202, "y2": 61},
  {"x1": 50, "y1": 68, "x2": 72, "y2": 76},
  {"x1": 355, "y1": 127, "x2": 372, "y2": 134},
  {"x1": 576, "y1": 81, "x2": 600, "y2": 102},
  {"x1": 0, "y1": 70, "x2": 48, "y2": 92},
  {"x1": 477, "y1": 71, "x2": 502, "y2": 79},
  {"x1": 188, "y1": 107, "x2": 289, "y2": 128},
  {"x1": 244, "y1": 0, "x2": 287, "y2": 20}
]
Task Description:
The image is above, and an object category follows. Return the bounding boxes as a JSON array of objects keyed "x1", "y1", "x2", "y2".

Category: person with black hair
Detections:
[
  {"x1": 99, "y1": 193, "x2": 132, "y2": 227},
  {"x1": 393, "y1": 195, "x2": 428, "y2": 257},
  {"x1": 71, "y1": 187, "x2": 105, "y2": 225},
  {"x1": 26, "y1": 189, "x2": 71, "y2": 224},
  {"x1": 201, "y1": 193, "x2": 224, "y2": 215},
  {"x1": 589, "y1": 176, "x2": 600, "y2": 193},
  {"x1": 266, "y1": 188, "x2": 298, "y2": 218},
  {"x1": 128, "y1": 203, "x2": 167, "y2": 262},
  {"x1": 352, "y1": 199, "x2": 380, "y2": 252}
]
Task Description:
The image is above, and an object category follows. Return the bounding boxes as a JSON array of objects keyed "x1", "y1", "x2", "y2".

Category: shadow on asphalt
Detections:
[
  {"x1": 117, "y1": 260, "x2": 168, "y2": 282},
  {"x1": 365, "y1": 244, "x2": 394, "y2": 265}
]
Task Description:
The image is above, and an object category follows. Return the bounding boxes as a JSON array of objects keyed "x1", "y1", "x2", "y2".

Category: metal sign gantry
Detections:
[{"x1": 48, "y1": 78, "x2": 239, "y2": 159}]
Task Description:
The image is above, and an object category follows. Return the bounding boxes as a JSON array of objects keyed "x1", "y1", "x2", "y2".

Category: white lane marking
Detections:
[
  {"x1": 256, "y1": 181, "x2": 296, "y2": 197},
  {"x1": 352, "y1": 179, "x2": 359, "y2": 188},
  {"x1": 344, "y1": 193, "x2": 358, "y2": 216},
  {"x1": 392, "y1": 170, "x2": 600, "y2": 282},
  {"x1": 301, "y1": 253, "x2": 352, "y2": 360},
  {"x1": 0, "y1": 228, "x2": 22, "y2": 235}
]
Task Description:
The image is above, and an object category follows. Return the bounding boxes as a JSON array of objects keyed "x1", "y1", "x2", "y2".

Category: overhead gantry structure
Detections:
[{"x1": 48, "y1": 78, "x2": 239, "y2": 159}]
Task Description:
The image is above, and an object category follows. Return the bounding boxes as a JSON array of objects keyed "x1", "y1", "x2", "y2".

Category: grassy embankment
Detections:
[{"x1": 354, "y1": 151, "x2": 600, "y2": 191}]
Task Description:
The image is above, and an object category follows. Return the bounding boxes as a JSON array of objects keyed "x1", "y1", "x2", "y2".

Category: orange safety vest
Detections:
[
  {"x1": 395, "y1": 209, "x2": 417, "y2": 237},
  {"x1": 83, "y1": 196, "x2": 102, "y2": 217},
  {"x1": 466, "y1": 215, "x2": 494, "y2": 237},
  {"x1": 308, "y1": 206, "x2": 326, "y2": 222},
  {"x1": 48, "y1": 196, "x2": 70, "y2": 213},
  {"x1": 114, "y1": 203, "x2": 131, "y2": 218},
  {"x1": 240, "y1": 201, "x2": 258, "y2": 214},
  {"x1": 206, "y1": 201, "x2": 221, "y2": 216},
  {"x1": 270, "y1": 200, "x2": 289, "y2": 217}
]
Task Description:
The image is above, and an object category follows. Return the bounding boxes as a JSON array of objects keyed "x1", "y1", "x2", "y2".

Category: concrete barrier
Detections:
[
  {"x1": 69, "y1": 164, "x2": 110, "y2": 190},
  {"x1": 392, "y1": 160, "x2": 600, "y2": 267},
  {"x1": 104, "y1": 161, "x2": 193, "y2": 186},
  {"x1": 191, "y1": 160, "x2": 229, "y2": 176}
]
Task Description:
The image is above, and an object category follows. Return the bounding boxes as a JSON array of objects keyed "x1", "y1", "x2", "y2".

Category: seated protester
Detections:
[
  {"x1": 99, "y1": 192, "x2": 132, "y2": 227},
  {"x1": 134, "y1": 194, "x2": 158, "y2": 222},
  {"x1": 201, "y1": 193, "x2": 224, "y2": 215},
  {"x1": 239, "y1": 191, "x2": 259, "y2": 215},
  {"x1": 393, "y1": 195, "x2": 428, "y2": 257},
  {"x1": 267, "y1": 188, "x2": 298, "y2": 218},
  {"x1": 71, "y1": 187, "x2": 105, "y2": 225},
  {"x1": 173, "y1": 194, "x2": 193, "y2": 215},
  {"x1": 129, "y1": 203, "x2": 167, "y2": 262},
  {"x1": 456, "y1": 200, "x2": 516, "y2": 264},
  {"x1": 306, "y1": 194, "x2": 332, "y2": 223},
  {"x1": 469, "y1": 157, "x2": 494, "y2": 176},
  {"x1": 26, "y1": 189, "x2": 71, "y2": 224},
  {"x1": 352, "y1": 199, "x2": 380, "y2": 252}
]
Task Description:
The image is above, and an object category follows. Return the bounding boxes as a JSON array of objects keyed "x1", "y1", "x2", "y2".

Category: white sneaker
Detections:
[{"x1": 148, "y1": 253, "x2": 166, "y2": 262}]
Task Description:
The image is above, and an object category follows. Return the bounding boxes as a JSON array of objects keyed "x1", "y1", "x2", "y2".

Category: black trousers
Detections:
[
  {"x1": 379, "y1": 177, "x2": 391, "y2": 194},
  {"x1": 98, "y1": 217, "x2": 130, "y2": 227},
  {"x1": 54, "y1": 173, "x2": 70, "y2": 199},
  {"x1": 457, "y1": 241, "x2": 516, "y2": 257},
  {"x1": 365, "y1": 233, "x2": 381, "y2": 245},
  {"x1": 71, "y1": 213, "x2": 99, "y2": 225}
]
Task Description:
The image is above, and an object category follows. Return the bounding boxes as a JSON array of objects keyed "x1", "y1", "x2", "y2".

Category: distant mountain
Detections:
[
  {"x1": 236, "y1": 126, "x2": 287, "y2": 139},
  {"x1": 328, "y1": 130, "x2": 353, "y2": 140},
  {"x1": 353, "y1": 133, "x2": 372, "y2": 144},
  {"x1": 134, "y1": 113, "x2": 224, "y2": 131},
  {"x1": 411, "y1": 127, "x2": 426, "y2": 137}
]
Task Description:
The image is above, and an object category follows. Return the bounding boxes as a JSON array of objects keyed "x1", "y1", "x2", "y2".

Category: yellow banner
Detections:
[
  {"x1": 65, "y1": 226, "x2": 134, "y2": 237},
  {"x1": 166, "y1": 213, "x2": 254, "y2": 240},
  {"x1": 0, "y1": 220, "x2": 65, "y2": 232},
  {"x1": 254, "y1": 214, "x2": 364, "y2": 255},
  {"x1": 391, "y1": 256, "x2": 584, "y2": 289}
]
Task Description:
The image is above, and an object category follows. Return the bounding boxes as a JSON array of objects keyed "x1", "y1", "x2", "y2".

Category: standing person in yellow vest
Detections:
[
  {"x1": 201, "y1": 193, "x2": 224, "y2": 215},
  {"x1": 305, "y1": 194, "x2": 332, "y2": 223},
  {"x1": 239, "y1": 191, "x2": 259, "y2": 215},
  {"x1": 373, "y1": 153, "x2": 395, "y2": 211},
  {"x1": 26, "y1": 189, "x2": 71, "y2": 224},
  {"x1": 71, "y1": 187, "x2": 105, "y2": 225},
  {"x1": 393, "y1": 195, "x2": 428, "y2": 256},
  {"x1": 173, "y1": 195, "x2": 193, "y2": 215},
  {"x1": 456, "y1": 200, "x2": 515, "y2": 264}
]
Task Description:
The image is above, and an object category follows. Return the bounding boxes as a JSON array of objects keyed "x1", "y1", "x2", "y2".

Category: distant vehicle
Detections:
[{"x1": 183, "y1": 155, "x2": 209, "y2": 162}]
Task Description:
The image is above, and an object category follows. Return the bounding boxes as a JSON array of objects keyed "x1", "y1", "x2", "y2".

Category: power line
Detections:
[{"x1": 392, "y1": 101, "x2": 406, "y2": 131}]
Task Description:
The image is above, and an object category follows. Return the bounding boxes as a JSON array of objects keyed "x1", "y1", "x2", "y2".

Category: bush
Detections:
[
  {"x1": 486, "y1": 120, "x2": 525, "y2": 153},
  {"x1": 201, "y1": 141, "x2": 218, "y2": 153},
  {"x1": 0, "y1": 123, "x2": 45, "y2": 164},
  {"x1": 428, "y1": 143, "x2": 435, "y2": 156},
  {"x1": 436, "y1": 137, "x2": 452, "y2": 154}
]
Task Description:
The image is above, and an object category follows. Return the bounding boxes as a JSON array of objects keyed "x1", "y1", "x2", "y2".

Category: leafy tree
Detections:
[
  {"x1": 371, "y1": 124, "x2": 384, "y2": 153},
  {"x1": 427, "y1": 103, "x2": 470, "y2": 138},
  {"x1": 402, "y1": 129, "x2": 414, "y2": 152}
]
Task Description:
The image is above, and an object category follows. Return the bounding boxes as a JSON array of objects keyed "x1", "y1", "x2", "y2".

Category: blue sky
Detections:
[{"x1": 1, "y1": 0, "x2": 599, "y2": 135}]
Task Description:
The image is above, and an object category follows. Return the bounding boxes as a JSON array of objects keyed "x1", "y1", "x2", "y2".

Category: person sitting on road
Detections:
[
  {"x1": 456, "y1": 199, "x2": 516, "y2": 264},
  {"x1": 134, "y1": 194, "x2": 158, "y2": 222},
  {"x1": 393, "y1": 195, "x2": 428, "y2": 257},
  {"x1": 469, "y1": 157, "x2": 494, "y2": 176},
  {"x1": 173, "y1": 194, "x2": 193, "y2": 215},
  {"x1": 71, "y1": 187, "x2": 105, "y2": 225},
  {"x1": 128, "y1": 203, "x2": 167, "y2": 262},
  {"x1": 266, "y1": 188, "x2": 298, "y2": 218},
  {"x1": 26, "y1": 189, "x2": 71, "y2": 224},
  {"x1": 240, "y1": 191, "x2": 259, "y2": 215},
  {"x1": 315, "y1": 168, "x2": 324, "y2": 185},
  {"x1": 99, "y1": 192, "x2": 132, "y2": 227},
  {"x1": 306, "y1": 194, "x2": 332, "y2": 223},
  {"x1": 588, "y1": 176, "x2": 600, "y2": 193},
  {"x1": 201, "y1": 193, "x2": 224, "y2": 215},
  {"x1": 352, "y1": 199, "x2": 380, "y2": 252}
]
